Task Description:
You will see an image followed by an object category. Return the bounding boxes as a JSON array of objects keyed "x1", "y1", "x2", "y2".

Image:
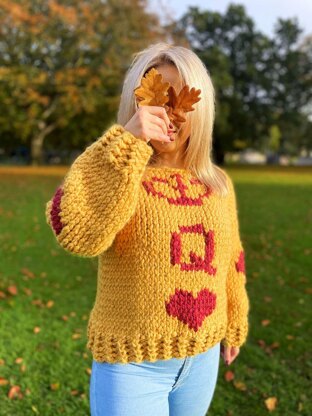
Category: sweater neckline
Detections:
[{"x1": 145, "y1": 164, "x2": 191, "y2": 173}]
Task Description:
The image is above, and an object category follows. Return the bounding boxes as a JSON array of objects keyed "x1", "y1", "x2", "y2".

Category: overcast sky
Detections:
[{"x1": 148, "y1": 0, "x2": 311, "y2": 40}]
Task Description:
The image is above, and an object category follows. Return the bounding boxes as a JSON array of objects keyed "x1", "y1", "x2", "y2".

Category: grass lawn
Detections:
[{"x1": 0, "y1": 165, "x2": 311, "y2": 416}]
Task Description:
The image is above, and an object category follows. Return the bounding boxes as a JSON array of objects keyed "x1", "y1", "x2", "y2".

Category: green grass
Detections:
[{"x1": 0, "y1": 166, "x2": 311, "y2": 415}]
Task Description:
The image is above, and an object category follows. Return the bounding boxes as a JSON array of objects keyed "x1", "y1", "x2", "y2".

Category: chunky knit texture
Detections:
[{"x1": 45, "y1": 123, "x2": 250, "y2": 364}]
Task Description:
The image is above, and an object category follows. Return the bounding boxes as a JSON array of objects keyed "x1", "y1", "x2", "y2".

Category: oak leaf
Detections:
[
  {"x1": 134, "y1": 67, "x2": 201, "y2": 127},
  {"x1": 165, "y1": 85, "x2": 201, "y2": 124},
  {"x1": 134, "y1": 67, "x2": 170, "y2": 107}
]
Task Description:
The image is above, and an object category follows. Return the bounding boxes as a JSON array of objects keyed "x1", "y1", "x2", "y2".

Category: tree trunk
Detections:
[
  {"x1": 31, "y1": 134, "x2": 45, "y2": 165},
  {"x1": 30, "y1": 122, "x2": 57, "y2": 165}
]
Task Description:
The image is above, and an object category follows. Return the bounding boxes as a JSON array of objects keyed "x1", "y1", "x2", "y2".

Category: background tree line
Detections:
[{"x1": 0, "y1": 0, "x2": 311, "y2": 165}]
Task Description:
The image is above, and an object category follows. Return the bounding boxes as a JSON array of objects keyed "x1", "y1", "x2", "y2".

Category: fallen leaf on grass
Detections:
[
  {"x1": 20, "y1": 364, "x2": 26, "y2": 372},
  {"x1": 33, "y1": 327, "x2": 41, "y2": 334},
  {"x1": 50, "y1": 382, "x2": 60, "y2": 391},
  {"x1": 7, "y1": 285, "x2": 18, "y2": 296},
  {"x1": 21, "y1": 268, "x2": 35, "y2": 279},
  {"x1": 261, "y1": 319, "x2": 271, "y2": 326},
  {"x1": 72, "y1": 333, "x2": 81, "y2": 339},
  {"x1": 31, "y1": 299, "x2": 44, "y2": 308},
  {"x1": 224, "y1": 370, "x2": 235, "y2": 382},
  {"x1": 257, "y1": 339, "x2": 279, "y2": 355},
  {"x1": 15, "y1": 357, "x2": 23, "y2": 364},
  {"x1": 233, "y1": 380, "x2": 247, "y2": 391},
  {"x1": 0, "y1": 377, "x2": 9, "y2": 386},
  {"x1": 270, "y1": 342, "x2": 280, "y2": 350},
  {"x1": 8, "y1": 385, "x2": 23, "y2": 399},
  {"x1": 265, "y1": 396, "x2": 278, "y2": 411}
]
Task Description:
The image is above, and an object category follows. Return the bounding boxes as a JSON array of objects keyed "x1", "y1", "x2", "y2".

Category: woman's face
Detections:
[{"x1": 149, "y1": 64, "x2": 191, "y2": 156}]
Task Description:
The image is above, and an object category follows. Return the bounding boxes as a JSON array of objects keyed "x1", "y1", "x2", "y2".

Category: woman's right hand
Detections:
[{"x1": 124, "y1": 106, "x2": 173, "y2": 143}]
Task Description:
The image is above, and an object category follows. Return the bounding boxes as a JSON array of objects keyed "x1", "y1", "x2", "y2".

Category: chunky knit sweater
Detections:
[{"x1": 45, "y1": 124, "x2": 250, "y2": 364}]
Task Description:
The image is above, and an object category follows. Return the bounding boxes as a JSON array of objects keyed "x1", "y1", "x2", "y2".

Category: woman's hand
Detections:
[
  {"x1": 220, "y1": 344, "x2": 240, "y2": 365},
  {"x1": 124, "y1": 105, "x2": 174, "y2": 143}
]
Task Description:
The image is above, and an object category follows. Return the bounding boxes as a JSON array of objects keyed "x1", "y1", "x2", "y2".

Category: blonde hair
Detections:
[{"x1": 117, "y1": 42, "x2": 229, "y2": 197}]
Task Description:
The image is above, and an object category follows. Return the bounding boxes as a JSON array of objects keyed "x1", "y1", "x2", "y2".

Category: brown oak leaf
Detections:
[
  {"x1": 134, "y1": 67, "x2": 201, "y2": 128},
  {"x1": 134, "y1": 67, "x2": 170, "y2": 107}
]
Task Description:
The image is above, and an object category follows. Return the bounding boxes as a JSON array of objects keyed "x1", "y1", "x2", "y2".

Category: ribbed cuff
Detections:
[
  {"x1": 99, "y1": 124, "x2": 154, "y2": 170},
  {"x1": 221, "y1": 321, "x2": 249, "y2": 348}
]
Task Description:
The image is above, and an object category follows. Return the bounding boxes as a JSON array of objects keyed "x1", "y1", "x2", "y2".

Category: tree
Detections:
[
  {"x1": 0, "y1": 0, "x2": 165, "y2": 164},
  {"x1": 176, "y1": 4, "x2": 312, "y2": 163}
]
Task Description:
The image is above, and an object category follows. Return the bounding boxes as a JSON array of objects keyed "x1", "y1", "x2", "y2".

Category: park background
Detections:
[{"x1": 0, "y1": 0, "x2": 311, "y2": 415}]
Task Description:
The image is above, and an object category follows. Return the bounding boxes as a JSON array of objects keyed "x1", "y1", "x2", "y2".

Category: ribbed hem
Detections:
[{"x1": 86, "y1": 323, "x2": 227, "y2": 364}]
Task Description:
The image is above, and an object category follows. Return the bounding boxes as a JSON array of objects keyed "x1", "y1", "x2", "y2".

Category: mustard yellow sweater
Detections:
[{"x1": 45, "y1": 124, "x2": 250, "y2": 364}]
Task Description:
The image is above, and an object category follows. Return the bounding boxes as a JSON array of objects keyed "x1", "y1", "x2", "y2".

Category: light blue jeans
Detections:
[{"x1": 90, "y1": 341, "x2": 221, "y2": 416}]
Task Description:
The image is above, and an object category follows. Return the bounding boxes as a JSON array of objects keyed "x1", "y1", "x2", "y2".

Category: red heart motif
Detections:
[{"x1": 165, "y1": 288, "x2": 217, "y2": 331}]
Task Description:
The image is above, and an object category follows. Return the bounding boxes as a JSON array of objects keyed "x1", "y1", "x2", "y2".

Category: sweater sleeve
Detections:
[
  {"x1": 45, "y1": 123, "x2": 153, "y2": 258},
  {"x1": 221, "y1": 173, "x2": 250, "y2": 348}
]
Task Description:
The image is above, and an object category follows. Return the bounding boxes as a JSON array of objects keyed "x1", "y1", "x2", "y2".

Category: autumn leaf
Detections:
[
  {"x1": 261, "y1": 319, "x2": 270, "y2": 326},
  {"x1": 233, "y1": 380, "x2": 247, "y2": 391},
  {"x1": 224, "y1": 370, "x2": 235, "y2": 382},
  {"x1": 32, "y1": 299, "x2": 44, "y2": 307},
  {"x1": 21, "y1": 267, "x2": 35, "y2": 279},
  {"x1": 46, "y1": 300, "x2": 54, "y2": 308},
  {"x1": 265, "y1": 396, "x2": 278, "y2": 411},
  {"x1": 134, "y1": 67, "x2": 170, "y2": 107},
  {"x1": 33, "y1": 326, "x2": 41, "y2": 333},
  {"x1": 8, "y1": 385, "x2": 23, "y2": 399},
  {"x1": 0, "y1": 377, "x2": 9, "y2": 386},
  {"x1": 20, "y1": 364, "x2": 27, "y2": 372},
  {"x1": 134, "y1": 67, "x2": 201, "y2": 127},
  {"x1": 23, "y1": 288, "x2": 32, "y2": 296},
  {"x1": 270, "y1": 341, "x2": 280, "y2": 350},
  {"x1": 50, "y1": 382, "x2": 60, "y2": 391},
  {"x1": 7, "y1": 285, "x2": 18, "y2": 296},
  {"x1": 165, "y1": 85, "x2": 201, "y2": 124}
]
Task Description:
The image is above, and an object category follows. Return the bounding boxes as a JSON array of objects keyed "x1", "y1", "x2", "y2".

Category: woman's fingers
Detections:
[
  {"x1": 222, "y1": 346, "x2": 240, "y2": 365},
  {"x1": 147, "y1": 127, "x2": 171, "y2": 142},
  {"x1": 145, "y1": 106, "x2": 171, "y2": 130},
  {"x1": 148, "y1": 113, "x2": 171, "y2": 136}
]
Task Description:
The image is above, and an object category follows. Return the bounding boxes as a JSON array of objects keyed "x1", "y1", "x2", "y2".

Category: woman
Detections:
[{"x1": 45, "y1": 42, "x2": 250, "y2": 416}]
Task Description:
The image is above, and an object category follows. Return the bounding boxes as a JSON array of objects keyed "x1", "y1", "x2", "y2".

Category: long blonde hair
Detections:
[{"x1": 117, "y1": 42, "x2": 229, "y2": 197}]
